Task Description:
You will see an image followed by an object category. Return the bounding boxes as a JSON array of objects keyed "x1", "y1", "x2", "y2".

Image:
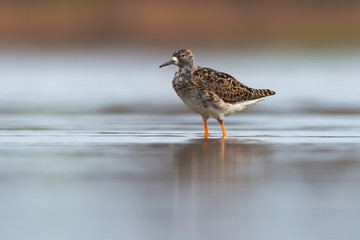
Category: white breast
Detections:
[{"x1": 180, "y1": 90, "x2": 264, "y2": 120}]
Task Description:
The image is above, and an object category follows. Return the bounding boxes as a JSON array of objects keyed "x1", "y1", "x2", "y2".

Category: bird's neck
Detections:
[{"x1": 178, "y1": 63, "x2": 194, "y2": 80}]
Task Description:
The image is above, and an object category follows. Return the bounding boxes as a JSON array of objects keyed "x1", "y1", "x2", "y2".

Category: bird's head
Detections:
[{"x1": 159, "y1": 49, "x2": 194, "y2": 68}]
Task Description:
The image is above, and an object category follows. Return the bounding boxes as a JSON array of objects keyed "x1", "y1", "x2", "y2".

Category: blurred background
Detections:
[
  {"x1": 1, "y1": 0, "x2": 360, "y2": 47},
  {"x1": 0, "y1": 0, "x2": 360, "y2": 114}
]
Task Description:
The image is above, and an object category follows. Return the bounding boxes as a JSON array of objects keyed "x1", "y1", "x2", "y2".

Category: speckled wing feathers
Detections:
[{"x1": 192, "y1": 67, "x2": 275, "y2": 103}]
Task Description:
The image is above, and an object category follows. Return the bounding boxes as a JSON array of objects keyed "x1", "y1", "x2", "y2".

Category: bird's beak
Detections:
[{"x1": 159, "y1": 57, "x2": 179, "y2": 68}]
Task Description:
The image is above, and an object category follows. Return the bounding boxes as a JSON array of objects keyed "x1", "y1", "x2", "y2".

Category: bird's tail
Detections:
[{"x1": 251, "y1": 88, "x2": 276, "y2": 99}]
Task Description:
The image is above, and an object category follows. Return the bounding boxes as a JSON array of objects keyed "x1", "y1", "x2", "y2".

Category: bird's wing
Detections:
[{"x1": 192, "y1": 67, "x2": 274, "y2": 103}]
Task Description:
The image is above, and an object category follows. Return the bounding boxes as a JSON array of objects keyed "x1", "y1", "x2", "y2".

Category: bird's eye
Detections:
[{"x1": 181, "y1": 54, "x2": 186, "y2": 57}]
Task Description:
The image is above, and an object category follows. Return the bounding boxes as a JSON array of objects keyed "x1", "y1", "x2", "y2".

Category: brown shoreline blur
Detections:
[{"x1": 0, "y1": 1, "x2": 360, "y2": 48}]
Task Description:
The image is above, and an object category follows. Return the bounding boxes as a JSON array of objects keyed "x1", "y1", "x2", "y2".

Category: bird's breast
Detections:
[
  {"x1": 172, "y1": 79, "x2": 217, "y2": 117},
  {"x1": 172, "y1": 76, "x2": 192, "y2": 97}
]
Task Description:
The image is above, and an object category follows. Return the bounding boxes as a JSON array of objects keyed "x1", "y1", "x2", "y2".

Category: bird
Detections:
[{"x1": 159, "y1": 49, "x2": 275, "y2": 139}]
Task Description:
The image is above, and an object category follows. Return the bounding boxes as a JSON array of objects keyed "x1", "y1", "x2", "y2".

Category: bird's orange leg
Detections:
[
  {"x1": 221, "y1": 122, "x2": 227, "y2": 139},
  {"x1": 203, "y1": 121, "x2": 210, "y2": 138}
]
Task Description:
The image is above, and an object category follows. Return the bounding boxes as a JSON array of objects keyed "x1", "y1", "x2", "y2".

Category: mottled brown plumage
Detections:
[
  {"x1": 160, "y1": 49, "x2": 275, "y2": 138},
  {"x1": 192, "y1": 67, "x2": 275, "y2": 103}
]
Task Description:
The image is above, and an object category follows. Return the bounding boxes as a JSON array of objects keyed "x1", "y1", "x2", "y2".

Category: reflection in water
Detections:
[
  {"x1": 171, "y1": 139, "x2": 272, "y2": 238},
  {"x1": 173, "y1": 139, "x2": 271, "y2": 188}
]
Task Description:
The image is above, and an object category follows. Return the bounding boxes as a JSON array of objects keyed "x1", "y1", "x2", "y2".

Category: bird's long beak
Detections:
[{"x1": 159, "y1": 57, "x2": 179, "y2": 68}]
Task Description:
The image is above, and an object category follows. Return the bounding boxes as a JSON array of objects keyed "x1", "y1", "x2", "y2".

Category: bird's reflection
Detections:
[
  {"x1": 173, "y1": 138, "x2": 272, "y2": 192},
  {"x1": 170, "y1": 138, "x2": 272, "y2": 228}
]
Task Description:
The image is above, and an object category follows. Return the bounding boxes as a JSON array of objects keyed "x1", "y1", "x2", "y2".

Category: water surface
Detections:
[{"x1": 1, "y1": 112, "x2": 360, "y2": 240}]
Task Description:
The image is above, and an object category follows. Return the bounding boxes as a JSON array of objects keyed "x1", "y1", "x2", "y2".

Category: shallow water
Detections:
[{"x1": 1, "y1": 112, "x2": 360, "y2": 240}]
